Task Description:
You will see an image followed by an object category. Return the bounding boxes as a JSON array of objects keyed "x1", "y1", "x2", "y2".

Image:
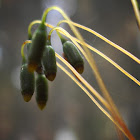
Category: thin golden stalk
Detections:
[
  {"x1": 41, "y1": 8, "x2": 135, "y2": 139},
  {"x1": 72, "y1": 37, "x2": 140, "y2": 86},
  {"x1": 131, "y1": 0, "x2": 140, "y2": 29},
  {"x1": 26, "y1": 16, "x2": 135, "y2": 136},
  {"x1": 21, "y1": 40, "x2": 131, "y2": 139},
  {"x1": 28, "y1": 20, "x2": 140, "y2": 86},
  {"x1": 55, "y1": 54, "x2": 132, "y2": 140},
  {"x1": 21, "y1": 40, "x2": 31, "y2": 59},
  {"x1": 56, "y1": 62, "x2": 127, "y2": 139},
  {"x1": 57, "y1": 20, "x2": 140, "y2": 64},
  {"x1": 21, "y1": 39, "x2": 135, "y2": 139},
  {"x1": 49, "y1": 27, "x2": 135, "y2": 140}
]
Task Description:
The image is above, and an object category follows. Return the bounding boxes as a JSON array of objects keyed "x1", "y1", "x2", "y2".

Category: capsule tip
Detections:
[
  {"x1": 37, "y1": 101, "x2": 46, "y2": 110},
  {"x1": 75, "y1": 64, "x2": 84, "y2": 74},
  {"x1": 22, "y1": 94, "x2": 32, "y2": 102},
  {"x1": 45, "y1": 72, "x2": 56, "y2": 81}
]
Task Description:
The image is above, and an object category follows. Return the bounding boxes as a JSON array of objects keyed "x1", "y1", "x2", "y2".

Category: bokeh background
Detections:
[{"x1": 0, "y1": 0, "x2": 140, "y2": 140}]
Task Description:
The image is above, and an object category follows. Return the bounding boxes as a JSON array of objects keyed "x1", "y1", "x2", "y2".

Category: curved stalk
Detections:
[
  {"x1": 27, "y1": 18, "x2": 135, "y2": 139},
  {"x1": 20, "y1": 40, "x2": 133, "y2": 139},
  {"x1": 21, "y1": 40, "x2": 32, "y2": 60},
  {"x1": 57, "y1": 20, "x2": 140, "y2": 64},
  {"x1": 57, "y1": 62, "x2": 128, "y2": 139},
  {"x1": 73, "y1": 37, "x2": 140, "y2": 86},
  {"x1": 49, "y1": 27, "x2": 135, "y2": 139},
  {"x1": 28, "y1": 20, "x2": 140, "y2": 86}
]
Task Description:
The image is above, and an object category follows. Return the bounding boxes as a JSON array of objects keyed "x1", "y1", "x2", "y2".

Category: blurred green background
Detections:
[{"x1": 0, "y1": 0, "x2": 140, "y2": 139}]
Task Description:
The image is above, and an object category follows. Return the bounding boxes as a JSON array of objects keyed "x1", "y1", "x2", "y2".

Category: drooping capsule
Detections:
[
  {"x1": 42, "y1": 45, "x2": 57, "y2": 81},
  {"x1": 26, "y1": 41, "x2": 43, "y2": 74},
  {"x1": 63, "y1": 41, "x2": 84, "y2": 74},
  {"x1": 28, "y1": 23, "x2": 47, "y2": 72},
  {"x1": 20, "y1": 63, "x2": 35, "y2": 102},
  {"x1": 35, "y1": 73, "x2": 48, "y2": 110}
]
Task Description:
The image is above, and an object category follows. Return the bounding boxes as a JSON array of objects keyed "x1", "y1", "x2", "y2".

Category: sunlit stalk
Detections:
[
  {"x1": 20, "y1": 40, "x2": 135, "y2": 139},
  {"x1": 43, "y1": 8, "x2": 137, "y2": 136},
  {"x1": 73, "y1": 37, "x2": 140, "y2": 86},
  {"x1": 57, "y1": 62, "x2": 127, "y2": 139},
  {"x1": 21, "y1": 40, "x2": 32, "y2": 59},
  {"x1": 27, "y1": 18, "x2": 135, "y2": 139},
  {"x1": 48, "y1": 27, "x2": 135, "y2": 139},
  {"x1": 28, "y1": 20, "x2": 140, "y2": 86},
  {"x1": 131, "y1": 0, "x2": 140, "y2": 29},
  {"x1": 56, "y1": 54, "x2": 133, "y2": 140},
  {"x1": 57, "y1": 20, "x2": 140, "y2": 64}
]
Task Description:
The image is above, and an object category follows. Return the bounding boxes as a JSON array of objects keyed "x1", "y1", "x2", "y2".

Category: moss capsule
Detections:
[
  {"x1": 28, "y1": 23, "x2": 47, "y2": 72},
  {"x1": 42, "y1": 45, "x2": 57, "y2": 81},
  {"x1": 26, "y1": 42, "x2": 43, "y2": 74},
  {"x1": 20, "y1": 64, "x2": 35, "y2": 102},
  {"x1": 36, "y1": 74, "x2": 48, "y2": 110},
  {"x1": 63, "y1": 41, "x2": 84, "y2": 74}
]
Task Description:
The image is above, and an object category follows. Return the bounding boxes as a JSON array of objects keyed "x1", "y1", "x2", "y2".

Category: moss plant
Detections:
[{"x1": 19, "y1": 3, "x2": 140, "y2": 140}]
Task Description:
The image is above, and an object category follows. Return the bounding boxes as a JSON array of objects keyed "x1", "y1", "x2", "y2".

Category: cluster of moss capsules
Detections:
[{"x1": 20, "y1": 21, "x2": 84, "y2": 110}]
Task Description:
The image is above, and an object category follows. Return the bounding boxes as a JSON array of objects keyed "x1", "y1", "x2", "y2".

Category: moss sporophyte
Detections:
[{"x1": 20, "y1": 3, "x2": 140, "y2": 140}]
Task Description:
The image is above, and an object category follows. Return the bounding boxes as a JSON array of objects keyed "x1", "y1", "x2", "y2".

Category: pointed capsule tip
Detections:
[
  {"x1": 75, "y1": 64, "x2": 84, "y2": 74},
  {"x1": 37, "y1": 102, "x2": 46, "y2": 110},
  {"x1": 45, "y1": 73, "x2": 56, "y2": 81},
  {"x1": 22, "y1": 94, "x2": 32, "y2": 102}
]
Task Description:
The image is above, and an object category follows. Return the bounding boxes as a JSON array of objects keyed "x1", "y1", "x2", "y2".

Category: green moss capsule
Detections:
[
  {"x1": 20, "y1": 63, "x2": 35, "y2": 102},
  {"x1": 42, "y1": 45, "x2": 57, "y2": 81},
  {"x1": 26, "y1": 42, "x2": 43, "y2": 74},
  {"x1": 63, "y1": 41, "x2": 84, "y2": 74},
  {"x1": 36, "y1": 74, "x2": 48, "y2": 110},
  {"x1": 28, "y1": 23, "x2": 47, "y2": 72}
]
